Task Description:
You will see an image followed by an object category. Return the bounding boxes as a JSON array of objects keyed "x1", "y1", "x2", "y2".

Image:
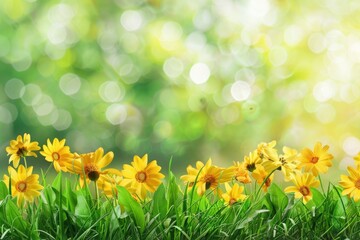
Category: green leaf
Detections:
[
  {"x1": 311, "y1": 187, "x2": 325, "y2": 207},
  {"x1": 152, "y1": 184, "x2": 167, "y2": 219},
  {"x1": 52, "y1": 171, "x2": 62, "y2": 191},
  {"x1": 64, "y1": 178, "x2": 77, "y2": 212},
  {"x1": 268, "y1": 183, "x2": 288, "y2": 212},
  {"x1": 0, "y1": 181, "x2": 8, "y2": 200},
  {"x1": 75, "y1": 193, "x2": 91, "y2": 218},
  {"x1": 5, "y1": 200, "x2": 28, "y2": 234},
  {"x1": 117, "y1": 186, "x2": 145, "y2": 233}
]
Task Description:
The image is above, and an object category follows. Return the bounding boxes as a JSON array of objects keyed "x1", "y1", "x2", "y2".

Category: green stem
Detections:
[
  {"x1": 318, "y1": 174, "x2": 325, "y2": 193},
  {"x1": 255, "y1": 168, "x2": 277, "y2": 200},
  {"x1": 95, "y1": 181, "x2": 99, "y2": 208},
  {"x1": 23, "y1": 156, "x2": 27, "y2": 168}
]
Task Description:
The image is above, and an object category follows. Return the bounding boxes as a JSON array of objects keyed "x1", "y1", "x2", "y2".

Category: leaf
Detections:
[
  {"x1": 64, "y1": 178, "x2": 77, "y2": 213},
  {"x1": 152, "y1": 184, "x2": 167, "y2": 219},
  {"x1": 236, "y1": 209, "x2": 270, "y2": 229},
  {"x1": 0, "y1": 181, "x2": 8, "y2": 200},
  {"x1": 5, "y1": 200, "x2": 28, "y2": 234},
  {"x1": 311, "y1": 187, "x2": 325, "y2": 207},
  {"x1": 75, "y1": 193, "x2": 91, "y2": 217},
  {"x1": 117, "y1": 186, "x2": 145, "y2": 233},
  {"x1": 268, "y1": 183, "x2": 288, "y2": 213}
]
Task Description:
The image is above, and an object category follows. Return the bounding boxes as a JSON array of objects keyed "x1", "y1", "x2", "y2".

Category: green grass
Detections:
[{"x1": 1, "y1": 168, "x2": 360, "y2": 240}]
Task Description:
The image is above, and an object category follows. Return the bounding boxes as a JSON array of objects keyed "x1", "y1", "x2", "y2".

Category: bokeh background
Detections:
[{"x1": 1, "y1": 0, "x2": 360, "y2": 178}]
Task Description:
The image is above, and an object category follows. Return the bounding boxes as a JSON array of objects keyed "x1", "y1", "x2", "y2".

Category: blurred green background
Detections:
[{"x1": 1, "y1": 0, "x2": 360, "y2": 177}]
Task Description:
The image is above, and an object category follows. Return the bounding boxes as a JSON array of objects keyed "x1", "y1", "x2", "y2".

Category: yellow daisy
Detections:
[
  {"x1": 339, "y1": 165, "x2": 360, "y2": 202},
  {"x1": 122, "y1": 154, "x2": 165, "y2": 200},
  {"x1": 252, "y1": 165, "x2": 274, "y2": 192},
  {"x1": 181, "y1": 159, "x2": 233, "y2": 196},
  {"x1": 221, "y1": 183, "x2": 247, "y2": 206},
  {"x1": 6, "y1": 133, "x2": 40, "y2": 168},
  {"x1": 284, "y1": 173, "x2": 320, "y2": 204},
  {"x1": 256, "y1": 140, "x2": 277, "y2": 161},
  {"x1": 98, "y1": 173, "x2": 123, "y2": 198},
  {"x1": 40, "y1": 138, "x2": 74, "y2": 172},
  {"x1": 180, "y1": 160, "x2": 206, "y2": 189},
  {"x1": 73, "y1": 147, "x2": 120, "y2": 187},
  {"x1": 233, "y1": 161, "x2": 251, "y2": 184},
  {"x1": 243, "y1": 151, "x2": 262, "y2": 172},
  {"x1": 299, "y1": 142, "x2": 333, "y2": 176},
  {"x1": 3, "y1": 165, "x2": 43, "y2": 206},
  {"x1": 260, "y1": 148, "x2": 299, "y2": 180}
]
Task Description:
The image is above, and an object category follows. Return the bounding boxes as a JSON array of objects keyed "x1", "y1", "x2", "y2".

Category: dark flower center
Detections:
[
  {"x1": 136, "y1": 171, "x2": 147, "y2": 183},
  {"x1": 16, "y1": 181, "x2": 27, "y2": 192},
  {"x1": 311, "y1": 157, "x2": 319, "y2": 164},
  {"x1": 299, "y1": 186, "x2": 310, "y2": 196}
]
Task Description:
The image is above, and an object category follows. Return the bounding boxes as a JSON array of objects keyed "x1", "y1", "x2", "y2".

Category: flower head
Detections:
[
  {"x1": 181, "y1": 159, "x2": 233, "y2": 196},
  {"x1": 122, "y1": 154, "x2": 165, "y2": 200},
  {"x1": 221, "y1": 183, "x2": 247, "y2": 206},
  {"x1": 180, "y1": 160, "x2": 206, "y2": 189},
  {"x1": 6, "y1": 133, "x2": 40, "y2": 168},
  {"x1": 257, "y1": 140, "x2": 277, "y2": 161},
  {"x1": 3, "y1": 165, "x2": 43, "y2": 206},
  {"x1": 243, "y1": 151, "x2": 262, "y2": 172},
  {"x1": 40, "y1": 138, "x2": 74, "y2": 172},
  {"x1": 284, "y1": 173, "x2": 320, "y2": 204},
  {"x1": 72, "y1": 147, "x2": 118, "y2": 187},
  {"x1": 252, "y1": 165, "x2": 274, "y2": 192},
  {"x1": 233, "y1": 161, "x2": 251, "y2": 184},
  {"x1": 299, "y1": 142, "x2": 333, "y2": 176},
  {"x1": 339, "y1": 165, "x2": 360, "y2": 202}
]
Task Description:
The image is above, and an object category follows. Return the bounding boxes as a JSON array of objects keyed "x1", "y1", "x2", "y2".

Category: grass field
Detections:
[{"x1": 1, "y1": 134, "x2": 360, "y2": 239}]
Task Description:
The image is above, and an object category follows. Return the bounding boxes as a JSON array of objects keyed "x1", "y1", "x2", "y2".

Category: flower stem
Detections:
[
  {"x1": 318, "y1": 174, "x2": 325, "y2": 193},
  {"x1": 95, "y1": 181, "x2": 99, "y2": 208},
  {"x1": 23, "y1": 156, "x2": 27, "y2": 168}
]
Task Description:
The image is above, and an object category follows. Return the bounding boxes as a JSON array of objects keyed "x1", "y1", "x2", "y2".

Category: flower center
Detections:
[
  {"x1": 355, "y1": 179, "x2": 360, "y2": 189},
  {"x1": 16, "y1": 147, "x2": 26, "y2": 157},
  {"x1": 52, "y1": 152, "x2": 60, "y2": 161},
  {"x1": 135, "y1": 171, "x2": 147, "y2": 183},
  {"x1": 246, "y1": 163, "x2": 256, "y2": 172},
  {"x1": 299, "y1": 186, "x2": 310, "y2": 196},
  {"x1": 84, "y1": 164, "x2": 100, "y2": 181},
  {"x1": 204, "y1": 174, "x2": 216, "y2": 190},
  {"x1": 229, "y1": 198, "x2": 237, "y2": 205},
  {"x1": 16, "y1": 181, "x2": 27, "y2": 192},
  {"x1": 311, "y1": 157, "x2": 319, "y2": 164}
]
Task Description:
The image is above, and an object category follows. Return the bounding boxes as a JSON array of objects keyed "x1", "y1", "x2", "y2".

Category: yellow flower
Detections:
[
  {"x1": 122, "y1": 154, "x2": 165, "y2": 200},
  {"x1": 40, "y1": 138, "x2": 74, "y2": 172},
  {"x1": 267, "y1": 146, "x2": 300, "y2": 181},
  {"x1": 3, "y1": 165, "x2": 43, "y2": 206},
  {"x1": 252, "y1": 165, "x2": 274, "y2": 192},
  {"x1": 221, "y1": 183, "x2": 247, "y2": 206},
  {"x1": 180, "y1": 160, "x2": 206, "y2": 188},
  {"x1": 73, "y1": 147, "x2": 119, "y2": 187},
  {"x1": 339, "y1": 165, "x2": 360, "y2": 202},
  {"x1": 184, "y1": 159, "x2": 233, "y2": 196},
  {"x1": 233, "y1": 161, "x2": 251, "y2": 184},
  {"x1": 284, "y1": 173, "x2": 320, "y2": 204},
  {"x1": 257, "y1": 140, "x2": 277, "y2": 161},
  {"x1": 6, "y1": 133, "x2": 40, "y2": 168},
  {"x1": 243, "y1": 151, "x2": 262, "y2": 172},
  {"x1": 98, "y1": 173, "x2": 123, "y2": 198},
  {"x1": 299, "y1": 142, "x2": 333, "y2": 176}
]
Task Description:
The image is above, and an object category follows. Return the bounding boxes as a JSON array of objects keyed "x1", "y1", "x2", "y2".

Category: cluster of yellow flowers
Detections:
[
  {"x1": 3, "y1": 133, "x2": 360, "y2": 207},
  {"x1": 180, "y1": 140, "x2": 360, "y2": 205},
  {"x1": 4, "y1": 133, "x2": 164, "y2": 206}
]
